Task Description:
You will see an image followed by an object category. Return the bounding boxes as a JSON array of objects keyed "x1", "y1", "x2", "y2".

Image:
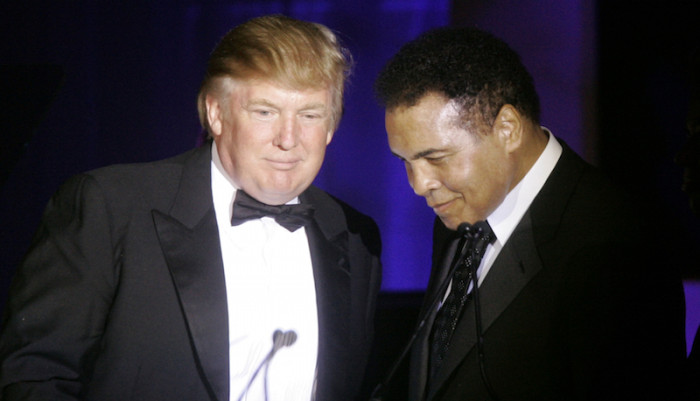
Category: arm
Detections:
[{"x1": 0, "y1": 174, "x2": 119, "y2": 400}]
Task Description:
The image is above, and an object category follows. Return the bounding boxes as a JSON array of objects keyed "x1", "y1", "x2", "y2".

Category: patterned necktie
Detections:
[
  {"x1": 230, "y1": 190, "x2": 314, "y2": 232},
  {"x1": 429, "y1": 220, "x2": 496, "y2": 379}
]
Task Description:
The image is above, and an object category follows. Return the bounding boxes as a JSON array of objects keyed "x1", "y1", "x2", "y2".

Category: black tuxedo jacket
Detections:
[
  {"x1": 409, "y1": 142, "x2": 686, "y2": 401},
  {"x1": 0, "y1": 144, "x2": 382, "y2": 401}
]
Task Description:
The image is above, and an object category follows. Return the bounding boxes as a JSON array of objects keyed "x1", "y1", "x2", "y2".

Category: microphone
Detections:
[
  {"x1": 369, "y1": 225, "x2": 473, "y2": 400},
  {"x1": 272, "y1": 329, "x2": 298, "y2": 351},
  {"x1": 236, "y1": 329, "x2": 298, "y2": 401}
]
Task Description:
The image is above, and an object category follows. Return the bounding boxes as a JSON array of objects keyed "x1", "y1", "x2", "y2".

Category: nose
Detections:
[
  {"x1": 273, "y1": 115, "x2": 299, "y2": 150},
  {"x1": 408, "y1": 163, "x2": 440, "y2": 197}
]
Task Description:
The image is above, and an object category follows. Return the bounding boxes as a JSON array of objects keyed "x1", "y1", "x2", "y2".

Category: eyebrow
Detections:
[
  {"x1": 246, "y1": 98, "x2": 276, "y2": 108},
  {"x1": 392, "y1": 148, "x2": 445, "y2": 161},
  {"x1": 299, "y1": 102, "x2": 327, "y2": 110},
  {"x1": 247, "y1": 99, "x2": 327, "y2": 111}
]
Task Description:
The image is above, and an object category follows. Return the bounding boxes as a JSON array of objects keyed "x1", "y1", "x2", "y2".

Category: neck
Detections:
[{"x1": 511, "y1": 125, "x2": 549, "y2": 190}]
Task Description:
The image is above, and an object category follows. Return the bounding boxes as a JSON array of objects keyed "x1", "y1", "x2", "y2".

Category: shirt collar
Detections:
[
  {"x1": 487, "y1": 128, "x2": 562, "y2": 246},
  {"x1": 211, "y1": 141, "x2": 238, "y2": 226}
]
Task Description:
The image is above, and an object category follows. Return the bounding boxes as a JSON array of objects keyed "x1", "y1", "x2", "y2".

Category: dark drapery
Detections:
[{"x1": 2, "y1": 0, "x2": 698, "y2": 357}]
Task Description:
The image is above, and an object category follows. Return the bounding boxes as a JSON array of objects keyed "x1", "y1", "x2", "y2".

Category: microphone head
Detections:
[
  {"x1": 272, "y1": 329, "x2": 298, "y2": 350},
  {"x1": 280, "y1": 330, "x2": 297, "y2": 347},
  {"x1": 457, "y1": 222, "x2": 472, "y2": 235}
]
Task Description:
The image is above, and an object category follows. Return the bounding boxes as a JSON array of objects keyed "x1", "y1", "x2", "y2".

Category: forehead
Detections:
[
  {"x1": 385, "y1": 93, "x2": 468, "y2": 155},
  {"x1": 231, "y1": 78, "x2": 332, "y2": 106}
]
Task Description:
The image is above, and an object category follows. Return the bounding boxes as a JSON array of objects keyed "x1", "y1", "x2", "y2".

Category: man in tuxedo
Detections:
[
  {"x1": 0, "y1": 15, "x2": 381, "y2": 401},
  {"x1": 375, "y1": 26, "x2": 686, "y2": 400}
]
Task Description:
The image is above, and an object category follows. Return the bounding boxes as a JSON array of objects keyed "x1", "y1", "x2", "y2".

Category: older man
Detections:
[
  {"x1": 0, "y1": 15, "x2": 381, "y2": 401},
  {"x1": 375, "y1": 26, "x2": 685, "y2": 401}
]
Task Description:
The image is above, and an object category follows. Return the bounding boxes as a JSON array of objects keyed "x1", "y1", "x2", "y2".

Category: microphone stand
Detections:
[
  {"x1": 369, "y1": 226, "x2": 473, "y2": 401},
  {"x1": 469, "y1": 246, "x2": 500, "y2": 401},
  {"x1": 237, "y1": 329, "x2": 298, "y2": 401}
]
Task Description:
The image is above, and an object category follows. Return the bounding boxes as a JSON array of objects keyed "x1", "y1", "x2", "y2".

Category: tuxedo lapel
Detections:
[
  {"x1": 480, "y1": 211, "x2": 542, "y2": 332},
  {"x1": 300, "y1": 187, "x2": 352, "y2": 399},
  {"x1": 152, "y1": 145, "x2": 229, "y2": 401},
  {"x1": 410, "y1": 232, "x2": 461, "y2": 401},
  {"x1": 427, "y1": 210, "x2": 543, "y2": 399}
]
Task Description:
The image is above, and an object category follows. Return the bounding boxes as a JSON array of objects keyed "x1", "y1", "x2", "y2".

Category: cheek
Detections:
[
  {"x1": 479, "y1": 160, "x2": 511, "y2": 206},
  {"x1": 303, "y1": 130, "x2": 332, "y2": 155},
  {"x1": 439, "y1": 161, "x2": 472, "y2": 194},
  {"x1": 446, "y1": 154, "x2": 505, "y2": 198}
]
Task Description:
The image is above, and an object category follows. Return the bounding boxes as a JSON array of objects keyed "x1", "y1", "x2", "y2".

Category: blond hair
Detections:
[{"x1": 197, "y1": 15, "x2": 352, "y2": 135}]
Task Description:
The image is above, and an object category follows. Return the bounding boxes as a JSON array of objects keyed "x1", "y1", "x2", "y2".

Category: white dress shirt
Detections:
[{"x1": 210, "y1": 143, "x2": 319, "y2": 401}]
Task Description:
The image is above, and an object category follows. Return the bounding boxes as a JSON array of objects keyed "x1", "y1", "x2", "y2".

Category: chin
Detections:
[
  {"x1": 438, "y1": 216, "x2": 461, "y2": 231},
  {"x1": 269, "y1": 187, "x2": 308, "y2": 204}
]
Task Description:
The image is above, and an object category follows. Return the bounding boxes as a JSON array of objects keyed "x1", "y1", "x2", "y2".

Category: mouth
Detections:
[
  {"x1": 428, "y1": 199, "x2": 455, "y2": 214},
  {"x1": 266, "y1": 158, "x2": 300, "y2": 170}
]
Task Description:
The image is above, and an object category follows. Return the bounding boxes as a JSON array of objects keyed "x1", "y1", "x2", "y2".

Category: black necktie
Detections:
[
  {"x1": 231, "y1": 190, "x2": 314, "y2": 232},
  {"x1": 429, "y1": 220, "x2": 496, "y2": 378}
]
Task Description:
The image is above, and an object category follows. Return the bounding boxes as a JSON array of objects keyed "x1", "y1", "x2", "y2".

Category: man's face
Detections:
[
  {"x1": 386, "y1": 93, "x2": 513, "y2": 229},
  {"x1": 208, "y1": 79, "x2": 334, "y2": 205}
]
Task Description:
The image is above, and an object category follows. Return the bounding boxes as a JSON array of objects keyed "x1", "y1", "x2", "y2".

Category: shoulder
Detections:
[
  {"x1": 51, "y1": 146, "x2": 209, "y2": 217},
  {"x1": 86, "y1": 146, "x2": 205, "y2": 186},
  {"x1": 531, "y1": 145, "x2": 658, "y2": 283},
  {"x1": 538, "y1": 143, "x2": 644, "y2": 235},
  {"x1": 303, "y1": 185, "x2": 378, "y2": 229},
  {"x1": 302, "y1": 185, "x2": 381, "y2": 256}
]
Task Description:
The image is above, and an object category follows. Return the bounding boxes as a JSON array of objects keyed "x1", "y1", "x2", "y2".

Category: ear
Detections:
[
  {"x1": 492, "y1": 104, "x2": 523, "y2": 154},
  {"x1": 325, "y1": 129, "x2": 334, "y2": 145},
  {"x1": 205, "y1": 94, "x2": 224, "y2": 137}
]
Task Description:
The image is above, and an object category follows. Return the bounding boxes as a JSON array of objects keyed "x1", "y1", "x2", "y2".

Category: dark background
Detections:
[{"x1": 2, "y1": 1, "x2": 699, "y2": 398}]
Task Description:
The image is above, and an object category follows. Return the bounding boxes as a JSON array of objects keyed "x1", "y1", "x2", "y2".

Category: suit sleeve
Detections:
[
  {"x1": 364, "y1": 224, "x2": 382, "y2": 346},
  {"x1": 350, "y1": 212, "x2": 382, "y2": 355},
  {"x1": 348, "y1": 211, "x2": 382, "y2": 401},
  {"x1": 0, "y1": 174, "x2": 119, "y2": 400}
]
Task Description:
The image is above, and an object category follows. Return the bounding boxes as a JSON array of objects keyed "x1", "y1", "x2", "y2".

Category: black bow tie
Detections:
[{"x1": 231, "y1": 190, "x2": 314, "y2": 232}]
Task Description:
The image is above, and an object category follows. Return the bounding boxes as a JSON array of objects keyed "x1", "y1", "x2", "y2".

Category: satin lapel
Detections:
[
  {"x1": 410, "y1": 232, "x2": 461, "y2": 401},
  {"x1": 300, "y1": 188, "x2": 351, "y2": 400},
  {"x1": 152, "y1": 145, "x2": 229, "y2": 401},
  {"x1": 428, "y1": 210, "x2": 543, "y2": 399}
]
